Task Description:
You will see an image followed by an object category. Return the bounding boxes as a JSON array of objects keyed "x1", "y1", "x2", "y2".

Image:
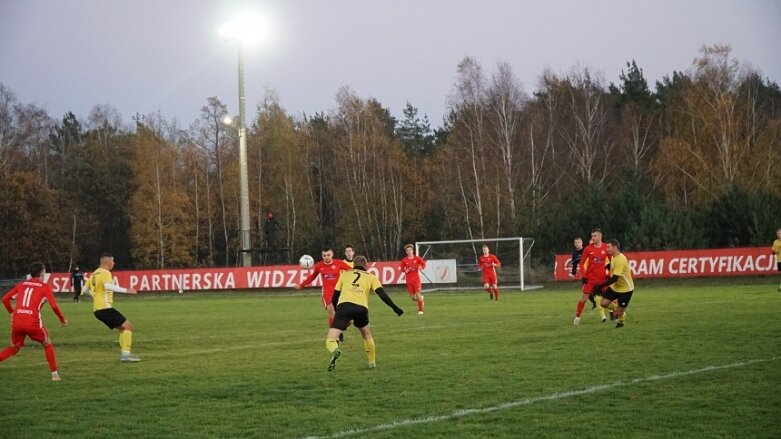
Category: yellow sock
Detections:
[
  {"x1": 607, "y1": 302, "x2": 618, "y2": 311},
  {"x1": 596, "y1": 295, "x2": 606, "y2": 319},
  {"x1": 363, "y1": 338, "x2": 376, "y2": 365},
  {"x1": 326, "y1": 338, "x2": 339, "y2": 353},
  {"x1": 619, "y1": 312, "x2": 626, "y2": 323},
  {"x1": 119, "y1": 330, "x2": 132, "y2": 353}
]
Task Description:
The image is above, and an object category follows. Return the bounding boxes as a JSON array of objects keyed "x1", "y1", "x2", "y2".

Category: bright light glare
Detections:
[
  {"x1": 222, "y1": 115, "x2": 234, "y2": 125},
  {"x1": 218, "y1": 12, "x2": 267, "y2": 45}
]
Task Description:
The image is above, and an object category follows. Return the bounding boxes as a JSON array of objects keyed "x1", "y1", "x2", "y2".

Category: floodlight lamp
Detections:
[
  {"x1": 218, "y1": 12, "x2": 266, "y2": 45},
  {"x1": 222, "y1": 115, "x2": 234, "y2": 126}
]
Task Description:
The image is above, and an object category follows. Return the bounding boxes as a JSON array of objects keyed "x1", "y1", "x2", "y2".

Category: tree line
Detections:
[{"x1": 1, "y1": 44, "x2": 779, "y2": 278}]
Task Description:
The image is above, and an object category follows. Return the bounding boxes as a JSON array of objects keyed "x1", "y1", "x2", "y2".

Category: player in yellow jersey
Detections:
[
  {"x1": 325, "y1": 255, "x2": 404, "y2": 371},
  {"x1": 88, "y1": 253, "x2": 140, "y2": 362},
  {"x1": 343, "y1": 244, "x2": 355, "y2": 268},
  {"x1": 595, "y1": 239, "x2": 634, "y2": 328},
  {"x1": 772, "y1": 229, "x2": 781, "y2": 292}
]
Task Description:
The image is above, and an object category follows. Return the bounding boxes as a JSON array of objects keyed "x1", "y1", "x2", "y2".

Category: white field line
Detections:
[{"x1": 302, "y1": 356, "x2": 781, "y2": 439}]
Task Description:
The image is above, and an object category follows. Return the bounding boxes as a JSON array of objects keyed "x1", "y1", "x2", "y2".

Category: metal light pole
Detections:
[
  {"x1": 237, "y1": 43, "x2": 252, "y2": 267},
  {"x1": 220, "y1": 13, "x2": 266, "y2": 267}
]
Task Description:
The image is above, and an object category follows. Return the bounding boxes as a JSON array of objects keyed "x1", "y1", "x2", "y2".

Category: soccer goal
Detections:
[{"x1": 415, "y1": 237, "x2": 542, "y2": 292}]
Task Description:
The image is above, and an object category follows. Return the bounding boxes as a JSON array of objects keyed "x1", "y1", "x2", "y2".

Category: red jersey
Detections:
[
  {"x1": 478, "y1": 254, "x2": 501, "y2": 274},
  {"x1": 301, "y1": 259, "x2": 352, "y2": 294},
  {"x1": 578, "y1": 243, "x2": 610, "y2": 283},
  {"x1": 399, "y1": 256, "x2": 426, "y2": 283},
  {"x1": 2, "y1": 278, "x2": 66, "y2": 327}
]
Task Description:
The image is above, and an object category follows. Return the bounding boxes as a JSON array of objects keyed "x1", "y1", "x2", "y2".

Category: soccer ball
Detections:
[
  {"x1": 177, "y1": 289, "x2": 184, "y2": 294},
  {"x1": 299, "y1": 254, "x2": 315, "y2": 269}
]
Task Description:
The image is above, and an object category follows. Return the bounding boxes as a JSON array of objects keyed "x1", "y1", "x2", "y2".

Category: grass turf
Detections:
[{"x1": 0, "y1": 280, "x2": 780, "y2": 438}]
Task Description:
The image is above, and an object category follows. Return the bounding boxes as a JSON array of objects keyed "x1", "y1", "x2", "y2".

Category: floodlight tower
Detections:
[{"x1": 219, "y1": 13, "x2": 265, "y2": 267}]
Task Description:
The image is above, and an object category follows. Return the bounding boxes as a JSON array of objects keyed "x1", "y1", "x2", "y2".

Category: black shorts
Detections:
[
  {"x1": 777, "y1": 262, "x2": 781, "y2": 272},
  {"x1": 94, "y1": 308, "x2": 128, "y2": 329},
  {"x1": 602, "y1": 289, "x2": 634, "y2": 308},
  {"x1": 332, "y1": 302, "x2": 369, "y2": 330}
]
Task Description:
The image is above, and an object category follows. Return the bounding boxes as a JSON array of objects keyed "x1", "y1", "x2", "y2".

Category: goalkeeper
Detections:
[{"x1": 325, "y1": 256, "x2": 404, "y2": 371}]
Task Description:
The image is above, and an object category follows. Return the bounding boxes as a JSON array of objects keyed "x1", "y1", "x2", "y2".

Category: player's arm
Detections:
[
  {"x1": 104, "y1": 282, "x2": 137, "y2": 294},
  {"x1": 2, "y1": 287, "x2": 17, "y2": 314},
  {"x1": 44, "y1": 288, "x2": 67, "y2": 325},
  {"x1": 418, "y1": 257, "x2": 427, "y2": 270},
  {"x1": 81, "y1": 282, "x2": 92, "y2": 296},
  {"x1": 297, "y1": 266, "x2": 319, "y2": 289},
  {"x1": 375, "y1": 287, "x2": 404, "y2": 316},
  {"x1": 596, "y1": 259, "x2": 622, "y2": 291},
  {"x1": 493, "y1": 256, "x2": 501, "y2": 267}
]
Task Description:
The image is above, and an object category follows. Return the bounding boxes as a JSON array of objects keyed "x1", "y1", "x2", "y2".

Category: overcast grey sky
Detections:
[{"x1": 1, "y1": 0, "x2": 779, "y2": 128}]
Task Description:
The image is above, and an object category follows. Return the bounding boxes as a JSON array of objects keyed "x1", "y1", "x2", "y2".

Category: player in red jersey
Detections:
[
  {"x1": 399, "y1": 244, "x2": 427, "y2": 314},
  {"x1": 0, "y1": 262, "x2": 68, "y2": 381},
  {"x1": 295, "y1": 247, "x2": 352, "y2": 330},
  {"x1": 573, "y1": 228, "x2": 610, "y2": 325},
  {"x1": 478, "y1": 244, "x2": 502, "y2": 300}
]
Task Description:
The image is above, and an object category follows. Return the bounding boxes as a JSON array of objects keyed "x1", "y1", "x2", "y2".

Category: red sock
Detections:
[
  {"x1": 0, "y1": 346, "x2": 20, "y2": 362},
  {"x1": 417, "y1": 299, "x2": 424, "y2": 312},
  {"x1": 493, "y1": 288, "x2": 500, "y2": 300},
  {"x1": 44, "y1": 344, "x2": 58, "y2": 372},
  {"x1": 575, "y1": 301, "x2": 585, "y2": 317},
  {"x1": 486, "y1": 288, "x2": 493, "y2": 298}
]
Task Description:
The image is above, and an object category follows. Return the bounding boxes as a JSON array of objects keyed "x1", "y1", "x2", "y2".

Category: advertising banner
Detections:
[
  {"x1": 553, "y1": 247, "x2": 778, "y2": 281},
  {"x1": 46, "y1": 259, "x2": 457, "y2": 293}
]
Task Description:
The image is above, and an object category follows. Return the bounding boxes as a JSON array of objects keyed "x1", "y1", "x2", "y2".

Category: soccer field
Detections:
[{"x1": 1, "y1": 281, "x2": 780, "y2": 438}]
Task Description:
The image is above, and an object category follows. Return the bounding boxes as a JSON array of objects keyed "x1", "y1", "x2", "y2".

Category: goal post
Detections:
[{"x1": 414, "y1": 237, "x2": 542, "y2": 292}]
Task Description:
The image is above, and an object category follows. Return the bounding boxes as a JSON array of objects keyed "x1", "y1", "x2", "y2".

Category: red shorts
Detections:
[
  {"x1": 582, "y1": 282, "x2": 604, "y2": 295},
  {"x1": 405, "y1": 281, "x2": 422, "y2": 295},
  {"x1": 322, "y1": 292, "x2": 334, "y2": 308},
  {"x1": 482, "y1": 272, "x2": 497, "y2": 285},
  {"x1": 10, "y1": 323, "x2": 48, "y2": 348}
]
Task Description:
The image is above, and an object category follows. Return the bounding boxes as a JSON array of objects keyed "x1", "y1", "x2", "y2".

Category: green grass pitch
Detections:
[{"x1": 1, "y1": 280, "x2": 780, "y2": 438}]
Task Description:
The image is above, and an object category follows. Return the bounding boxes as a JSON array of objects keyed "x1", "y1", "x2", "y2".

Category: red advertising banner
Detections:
[
  {"x1": 45, "y1": 261, "x2": 408, "y2": 293},
  {"x1": 553, "y1": 247, "x2": 778, "y2": 281}
]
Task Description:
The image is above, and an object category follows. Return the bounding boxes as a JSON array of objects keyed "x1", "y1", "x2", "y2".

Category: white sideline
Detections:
[{"x1": 303, "y1": 356, "x2": 780, "y2": 439}]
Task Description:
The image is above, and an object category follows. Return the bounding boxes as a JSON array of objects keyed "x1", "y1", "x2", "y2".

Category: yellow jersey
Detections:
[
  {"x1": 334, "y1": 268, "x2": 382, "y2": 308},
  {"x1": 344, "y1": 260, "x2": 355, "y2": 268},
  {"x1": 773, "y1": 239, "x2": 781, "y2": 263},
  {"x1": 90, "y1": 267, "x2": 115, "y2": 311},
  {"x1": 609, "y1": 253, "x2": 634, "y2": 293}
]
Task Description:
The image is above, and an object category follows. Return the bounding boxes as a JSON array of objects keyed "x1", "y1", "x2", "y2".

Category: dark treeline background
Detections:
[{"x1": 1, "y1": 44, "x2": 780, "y2": 277}]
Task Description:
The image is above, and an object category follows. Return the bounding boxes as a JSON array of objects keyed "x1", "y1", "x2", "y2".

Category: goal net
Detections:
[{"x1": 415, "y1": 237, "x2": 541, "y2": 292}]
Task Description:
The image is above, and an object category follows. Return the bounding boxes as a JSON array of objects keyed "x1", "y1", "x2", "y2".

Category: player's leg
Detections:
[
  {"x1": 484, "y1": 282, "x2": 494, "y2": 299},
  {"x1": 492, "y1": 281, "x2": 500, "y2": 300},
  {"x1": 0, "y1": 327, "x2": 25, "y2": 362},
  {"x1": 30, "y1": 327, "x2": 60, "y2": 380},
  {"x1": 117, "y1": 314, "x2": 140, "y2": 362},
  {"x1": 614, "y1": 291, "x2": 633, "y2": 328},
  {"x1": 327, "y1": 304, "x2": 355, "y2": 371},
  {"x1": 594, "y1": 295, "x2": 607, "y2": 321},
  {"x1": 354, "y1": 306, "x2": 375, "y2": 368},
  {"x1": 574, "y1": 283, "x2": 592, "y2": 324}
]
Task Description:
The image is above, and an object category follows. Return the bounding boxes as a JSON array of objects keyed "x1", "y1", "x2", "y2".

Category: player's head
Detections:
[
  {"x1": 99, "y1": 252, "x2": 115, "y2": 270},
  {"x1": 404, "y1": 244, "x2": 414, "y2": 256},
  {"x1": 29, "y1": 261, "x2": 46, "y2": 278},
  {"x1": 573, "y1": 237, "x2": 583, "y2": 249},
  {"x1": 605, "y1": 239, "x2": 620, "y2": 256},
  {"x1": 482, "y1": 244, "x2": 490, "y2": 255},
  {"x1": 353, "y1": 255, "x2": 367, "y2": 268},
  {"x1": 321, "y1": 247, "x2": 334, "y2": 263},
  {"x1": 344, "y1": 244, "x2": 355, "y2": 261},
  {"x1": 267, "y1": 212, "x2": 273, "y2": 219},
  {"x1": 776, "y1": 228, "x2": 781, "y2": 237},
  {"x1": 590, "y1": 228, "x2": 603, "y2": 245}
]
